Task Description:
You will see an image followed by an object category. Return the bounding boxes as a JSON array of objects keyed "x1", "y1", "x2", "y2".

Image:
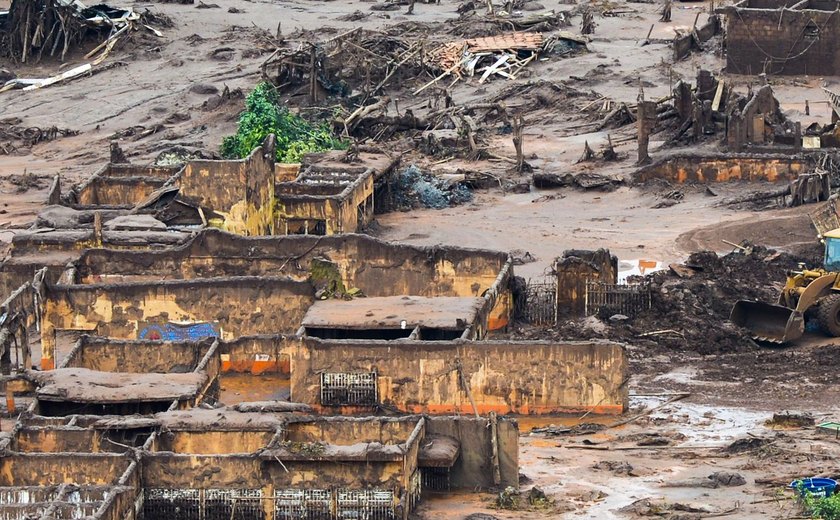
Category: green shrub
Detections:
[
  {"x1": 220, "y1": 82, "x2": 345, "y2": 163},
  {"x1": 800, "y1": 488, "x2": 840, "y2": 519}
]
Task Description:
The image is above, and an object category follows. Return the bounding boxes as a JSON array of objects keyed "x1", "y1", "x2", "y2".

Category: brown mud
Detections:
[{"x1": 1, "y1": 0, "x2": 839, "y2": 518}]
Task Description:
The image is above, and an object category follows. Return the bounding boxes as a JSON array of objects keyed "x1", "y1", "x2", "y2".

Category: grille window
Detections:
[
  {"x1": 275, "y1": 489, "x2": 331, "y2": 519},
  {"x1": 421, "y1": 467, "x2": 451, "y2": 492},
  {"x1": 320, "y1": 372, "x2": 378, "y2": 406},
  {"x1": 805, "y1": 21, "x2": 820, "y2": 41},
  {"x1": 336, "y1": 489, "x2": 395, "y2": 519},
  {"x1": 142, "y1": 488, "x2": 264, "y2": 519}
]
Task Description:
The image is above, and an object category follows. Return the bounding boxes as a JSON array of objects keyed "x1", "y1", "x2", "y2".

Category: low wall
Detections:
[
  {"x1": 275, "y1": 171, "x2": 374, "y2": 235},
  {"x1": 178, "y1": 137, "x2": 275, "y2": 236},
  {"x1": 0, "y1": 454, "x2": 132, "y2": 486},
  {"x1": 674, "y1": 15, "x2": 720, "y2": 60},
  {"x1": 290, "y1": 339, "x2": 628, "y2": 415},
  {"x1": 220, "y1": 335, "x2": 295, "y2": 374},
  {"x1": 63, "y1": 336, "x2": 216, "y2": 373},
  {"x1": 73, "y1": 229, "x2": 511, "y2": 300},
  {"x1": 41, "y1": 277, "x2": 314, "y2": 370},
  {"x1": 634, "y1": 153, "x2": 813, "y2": 183},
  {"x1": 426, "y1": 415, "x2": 519, "y2": 489},
  {"x1": 75, "y1": 177, "x2": 166, "y2": 207}
]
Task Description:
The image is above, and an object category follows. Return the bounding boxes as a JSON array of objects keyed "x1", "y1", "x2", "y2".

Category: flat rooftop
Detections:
[
  {"x1": 32, "y1": 369, "x2": 207, "y2": 403},
  {"x1": 301, "y1": 296, "x2": 485, "y2": 330}
]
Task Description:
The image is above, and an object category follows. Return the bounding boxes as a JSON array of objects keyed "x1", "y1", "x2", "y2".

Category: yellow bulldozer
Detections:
[{"x1": 730, "y1": 199, "x2": 840, "y2": 343}]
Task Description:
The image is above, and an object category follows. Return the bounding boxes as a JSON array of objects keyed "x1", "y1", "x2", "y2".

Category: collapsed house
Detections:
[
  {"x1": 629, "y1": 69, "x2": 840, "y2": 207},
  {"x1": 12, "y1": 137, "x2": 398, "y2": 264},
  {"x1": 0, "y1": 221, "x2": 630, "y2": 414},
  {"x1": 0, "y1": 335, "x2": 519, "y2": 518},
  {"x1": 0, "y1": 125, "x2": 632, "y2": 516},
  {"x1": 13, "y1": 229, "x2": 624, "y2": 416}
]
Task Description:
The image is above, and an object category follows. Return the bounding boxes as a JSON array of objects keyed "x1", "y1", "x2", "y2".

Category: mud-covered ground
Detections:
[
  {"x1": 3, "y1": 0, "x2": 840, "y2": 518},
  {"x1": 416, "y1": 400, "x2": 840, "y2": 519}
]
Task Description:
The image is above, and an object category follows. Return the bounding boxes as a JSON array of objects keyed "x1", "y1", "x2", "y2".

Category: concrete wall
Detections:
[
  {"x1": 89, "y1": 164, "x2": 181, "y2": 179},
  {"x1": 722, "y1": 4, "x2": 840, "y2": 75},
  {"x1": 157, "y1": 431, "x2": 275, "y2": 454},
  {"x1": 634, "y1": 153, "x2": 812, "y2": 183},
  {"x1": 426, "y1": 416, "x2": 518, "y2": 489},
  {"x1": 70, "y1": 163, "x2": 179, "y2": 207},
  {"x1": 290, "y1": 339, "x2": 628, "y2": 415},
  {"x1": 673, "y1": 15, "x2": 720, "y2": 60},
  {"x1": 5, "y1": 230, "x2": 190, "y2": 268},
  {"x1": 0, "y1": 454, "x2": 132, "y2": 486},
  {"x1": 142, "y1": 455, "x2": 405, "y2": 490},
  {"x1": 221, "y1": 334, "x2": 295, "y2": 374},
  {"x1": 63, "y1": 337, "x2": 215, "y2": 373},
  {"x1": 179, "y1": 136, "x2": 275, "y2": 236},
  {"x1": 13, "y1": 427, "x2": 136, "y2": 454},
  {"x1": 75, "y1": 177, "x2": 166, "y2": 207},
  {"x1": 287, "y1": 417, "x2": 419, "y2": 444},
  {"x1": 275, "y1": 171, "x2": 374, "y2": 235},
  {"x1": 73, "y1": 230, "x2": 510, "y2": 300},
  {"x1": 68, "y1": 231, "x2": 513, "y2": 336},
  {"x1": 41, "y1": 277, "x2": 313, "y2": 370}
]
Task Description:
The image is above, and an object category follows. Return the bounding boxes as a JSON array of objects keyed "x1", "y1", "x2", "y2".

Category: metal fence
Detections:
[
  {"x1": 514, "y1": 278, "x2": 557, "y2": 326},
  {"x1": 421, "y1": 467, "x2": 450, "y2": 492},
  {"x1": 584, "y1": 281, "x2": 651, "y2": 317},
  {"x1": 143, "y1": 489, "x2": 265, "y2": 520},
  {"x1": 142, "y1": 488, "x2": 397, "y2": 520},
  {"x1": 320, "y1": 372, "x2": 378, "y2": 406},
  {"x1": 275, "y1": 488, "x2": 397, "y2": 519},
  {"x1": 275, "y1": 489, "x2": 332, "y2": 519},
  {"x1": 336, "y1": 489, "x2": 395, "y2": 519}
]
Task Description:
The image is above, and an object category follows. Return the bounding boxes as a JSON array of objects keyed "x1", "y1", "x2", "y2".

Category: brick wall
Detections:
[{"x1": 724, "y1": 7, "x2": 840, "y2": 75}]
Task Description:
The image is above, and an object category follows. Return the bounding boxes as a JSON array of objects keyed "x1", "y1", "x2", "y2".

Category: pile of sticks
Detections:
[
  {"x1": 262, "y1": 28, "x2": 428, "y2": 103},
  {"x1": 0, "y1": 0, "x2": 89, "y2": 63}
]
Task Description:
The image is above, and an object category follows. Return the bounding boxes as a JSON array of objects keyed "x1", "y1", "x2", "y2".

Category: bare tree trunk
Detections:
[{"x1": 513, "y1": 115, "x2": 525, "y2": 172}]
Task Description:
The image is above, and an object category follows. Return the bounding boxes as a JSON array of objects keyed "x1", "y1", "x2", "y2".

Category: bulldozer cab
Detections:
[{"x1": 824, "y1": 229, "x2": 840, "y2": 271}]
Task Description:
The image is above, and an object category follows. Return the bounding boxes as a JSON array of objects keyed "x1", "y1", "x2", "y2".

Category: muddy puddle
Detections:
[{"x1": 511, "y1": 399, "x2": 788, "y2": 519}]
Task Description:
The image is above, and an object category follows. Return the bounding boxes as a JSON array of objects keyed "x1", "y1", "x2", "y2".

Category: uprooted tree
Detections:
[{"x1": 0, "y1": 0, "x2": 89, "y2": 63}]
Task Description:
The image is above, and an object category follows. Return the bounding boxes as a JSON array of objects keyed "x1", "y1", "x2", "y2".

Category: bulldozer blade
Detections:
[{"x1": 730, "y1": 300, "x2": 805, "y2": 344}]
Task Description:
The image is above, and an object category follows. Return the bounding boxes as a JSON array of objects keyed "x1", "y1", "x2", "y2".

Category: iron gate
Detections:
[
  {"x1": 514, "y1": 278, "x2": 556, "y2": 326},
  {"x1": 584, "y1": 282, "x2": 651, "y2": 317}
]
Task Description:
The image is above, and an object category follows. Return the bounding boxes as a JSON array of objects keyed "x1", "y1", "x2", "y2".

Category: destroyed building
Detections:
[
  {"x1": 719, "y1": 0, "x2": 840, "y2": 76},
  {"x1": 38, "y1": 137, "x2": 398, "y2": 243},
  {"x1": 0, "y1": 134, "x2": 629, "y2": 517},
  {"x1": 0, "y1": 226, "x2": 624, "y2": 516}
]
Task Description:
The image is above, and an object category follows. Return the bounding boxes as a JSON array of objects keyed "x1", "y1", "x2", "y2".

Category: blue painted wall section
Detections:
[{"x1": 138, "y1": 322, "x2": 220, "y2": 341}]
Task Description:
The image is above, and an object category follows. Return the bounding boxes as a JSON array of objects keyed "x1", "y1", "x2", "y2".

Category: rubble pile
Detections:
[
  {"x1": 625, "y1": 245, "x2": 821, "y2": 353},
  {"x1": 393, "y1": 165, "x2": 473, "y2": 210},
  {"x1": 263, "y1": 28, "x2": 428, "y2": 102},
  {"x1": 0, "y1": 0, "x2": 140, "y2": 64},
  {"x1": 521, "y1": 244, "x2": 822, "y2": 354}
]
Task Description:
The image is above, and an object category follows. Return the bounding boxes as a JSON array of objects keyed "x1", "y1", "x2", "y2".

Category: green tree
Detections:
[{"x1": 221, "y1": 82, "x2": 345, "y2": 163}]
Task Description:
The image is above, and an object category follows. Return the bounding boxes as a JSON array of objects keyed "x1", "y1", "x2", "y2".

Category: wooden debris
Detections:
[{"x1": 421, "y1": 31, "x2": 555, "y2": 92}]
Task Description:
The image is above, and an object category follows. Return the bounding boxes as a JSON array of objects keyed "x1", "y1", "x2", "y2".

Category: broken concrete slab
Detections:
[{"x1": 102, "y1": 214, "x2": 167, "y2": 231}]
